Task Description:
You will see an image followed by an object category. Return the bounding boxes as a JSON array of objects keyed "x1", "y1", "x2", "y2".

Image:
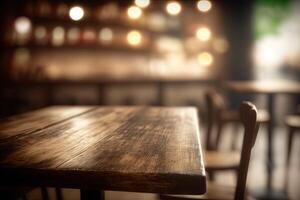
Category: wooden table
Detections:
[
  {"x1": 0, "y1": 106, "x2": 206, "y2": 199},
  {"x1": 225, "y1": 80, "x2": 300, "y2": 199}
]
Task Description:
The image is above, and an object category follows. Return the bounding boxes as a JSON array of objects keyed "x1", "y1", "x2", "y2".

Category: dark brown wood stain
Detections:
[{"x1": 0, "y1": 106, "x2": 206, "y2": 195}]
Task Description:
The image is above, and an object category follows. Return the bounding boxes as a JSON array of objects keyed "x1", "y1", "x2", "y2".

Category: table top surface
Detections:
[
  {"x1": 0, "y1": 106, "x2": 206, "y2": 195},
  {"x1": 225, "y1": 80, "x2": 300, "y2": 94}
]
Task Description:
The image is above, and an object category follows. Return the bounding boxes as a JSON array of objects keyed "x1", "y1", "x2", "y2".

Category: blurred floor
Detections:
[{"x1": 25, "y1": 125, "x2": 299, "y2": 200}]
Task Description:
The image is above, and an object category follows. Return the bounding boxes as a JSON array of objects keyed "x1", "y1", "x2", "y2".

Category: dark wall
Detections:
[{"x1": 221, "y1": 0, "x2": 255, "y2": 81}]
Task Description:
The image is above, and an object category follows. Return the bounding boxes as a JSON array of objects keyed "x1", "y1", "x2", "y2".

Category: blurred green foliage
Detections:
[{"x1": 254, "y1": 0, "x2": 291, "y2": 39}]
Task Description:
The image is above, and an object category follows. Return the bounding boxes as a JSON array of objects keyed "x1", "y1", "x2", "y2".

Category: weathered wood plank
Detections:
[
  {"x1": 0, "y1": 106, "x2": 95, "y2": 139},
  {"x1": 0, "y1": 107, "x2": 206, "y2": 195}
]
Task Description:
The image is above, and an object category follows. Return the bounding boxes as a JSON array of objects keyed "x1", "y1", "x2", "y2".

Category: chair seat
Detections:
[
  {"x1": 204, "y1": 151, "x2": 240, "y2": 171},
  {"x1": 220, "y1": 111, "x2": 240, "y2": 122},
  {"x1": 159, "y1": 182, "x2": 254, "y2": 200},
  {"x1": 221, "y1": 109, "x2": 269, "y2": 123},
  {"x1": 256, "y1": 109, "x2": 270, "y2": 123},
  {"x1": 285, "y1": 115, "x2": 300, "y2": 129}
]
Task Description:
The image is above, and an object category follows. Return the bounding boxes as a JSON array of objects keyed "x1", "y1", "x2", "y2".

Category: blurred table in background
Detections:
[{"x1": 225, "y1": 80, "x2": 300, "y2": 200}]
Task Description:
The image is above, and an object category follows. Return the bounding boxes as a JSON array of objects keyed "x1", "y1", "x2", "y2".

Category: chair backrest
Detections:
[
  {"x1": 204, "y1": 90, "x2": 227, "y2": 150},
  {"x1": 234, "y1": 101, "x2": 259, "y2": 200}
]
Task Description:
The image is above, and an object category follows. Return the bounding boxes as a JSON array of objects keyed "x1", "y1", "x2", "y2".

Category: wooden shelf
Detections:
[
  {"x1": 1, "y1": 78, "x2": 217, "y2": 86},
  {"x1": 4, "y1": 44, "x2": 152, "y2": 54},
  {"x1": 30, "y1": 16, "x2": 180, "y2": 37}
]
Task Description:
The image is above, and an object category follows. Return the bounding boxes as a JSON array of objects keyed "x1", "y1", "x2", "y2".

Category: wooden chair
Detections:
[
  {"x1": 285, "y1": 114, "x2": 300, "y2": 167},
  {"x1": 203, "y1": 91, "x2": 239, "y2": 176},
  {"x1": 159, "y1": 101, "x2": 260, "y2": 200},
  {"x1": 205, "y1": 90, "x2": 269, "y2": 150}
]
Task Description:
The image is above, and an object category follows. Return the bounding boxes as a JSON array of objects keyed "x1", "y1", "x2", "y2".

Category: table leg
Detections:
[
  {"x1": 41, "y1": 187, "x2": 49, "y2": 200},
  {"x1": 252, "y1": 94, "x2": 288, "y2": 200},
  {"x1": 80, "y1": 190, "x2": 104, "y2": 200},
  {"x1": 55, "y1": 187, "x2": 63, "y2": 200},
  {"x1": 266, "y1": 94, "x2": 274, "y2": 190},
  {"x1": 157, "y1": 82, "x2": 164, "y2": 106},
  {"x1": 98, "y1": 84, "x2": 106, "y2": 105}
]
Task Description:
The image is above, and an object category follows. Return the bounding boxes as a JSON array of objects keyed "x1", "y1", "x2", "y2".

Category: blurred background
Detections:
[
  {"x1": 0, "y1": 0, "x2": 299, "y2": 113},
  {"x1": 0, "y1": 0, "x2": 299, "y2": 199}
]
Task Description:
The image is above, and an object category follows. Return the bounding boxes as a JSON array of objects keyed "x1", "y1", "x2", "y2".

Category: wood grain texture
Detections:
[
  {"x1": 0, "y1": 106, "x2": 206, "y2": 195},
  {"x1": 0, "y1": 106, "x2": 95, "y2": 140},
  {"x1": 225, "y1": 80, "x2": 300, "y2": 94}
]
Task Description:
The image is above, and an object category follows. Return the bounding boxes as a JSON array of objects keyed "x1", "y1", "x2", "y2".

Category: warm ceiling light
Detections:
[
  {"x1": 99, "y1": 28, "x2": 113, "y2": 43},
  {"x1": 127, "y1": 6, "x2": 142, "y2": 19},
  {"x1": 135, "y1": 0, "x2": 150, "y2": 8},
  {"x1": 14, "y1": 17, "x2": 31, "y2": 34},
  {"x1": 197, "y1": 0, "x2": 212, "y2": 12},
  {"x1": 197, "y1": 52, "x2": 213, "y2": 66},
  {"x1": 69, "y1": 6, "x2": 84, "y2": 21},
  {"x1": 166, "y1": 2, "x2": 182, "y2": 16},
  {"x1": 127, "y1": 30, "x2": 142, "y2": 46},
  {"x1": 196, "y1": 27, "x2": 211, "y2": 41}
]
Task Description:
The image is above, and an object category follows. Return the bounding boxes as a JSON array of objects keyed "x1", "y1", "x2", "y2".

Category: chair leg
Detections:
[
  {"x1": 41, "y1": 187, "x2": 49, "y2": 200},
  {"x1": 207, "y1": 171, "x2": 216, "y2": 181},
  {"x1": 55, "y1": 187, "x2": 63, "y2": 200},
  {"x1": 215, "y1": 120, "x2": 224, "y2": 149},
  {"x1": 286, "y1": 127, "x2": 295, "y2": 167}
]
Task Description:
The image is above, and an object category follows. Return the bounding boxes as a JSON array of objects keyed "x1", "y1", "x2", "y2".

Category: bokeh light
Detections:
[
  {"x1": 147, "y1": 13, "x2": 167, "y2": 31},
  {"x1": 127, "y1": 6, "x2": 143, "y2": 19},
  {"x1": 99, "y1": 28, "x2": 113, "y2": 43},
  {"x1": 196, "y1": 27, "x2": 211, "y2": 41},
  {"x1": 166, "y1": 2, "x2": 182, "y2": 16},
  {"x1": 135, "y1": 0, "x2": 150, "y2": 8},
  {"x1": 13, "y1": 48, "x2": 31, "y2": 68},
  {"x1": 52, "y1": 26, "x2": 65, "y2": 46},
  {"x1": 197, "y1": 0, "x2": 212, "y2": 13},
  {"x1": 197, "y1": 52, "x2": 213, "y2": 66},
  {"x1": 82, "y1": 29, "x2": 96, "y2": 43},
  {"x1": 14, "y1": 17, "x2": 31, "y2": 34},
  {"x1": 67, "y1": 27, "x2": 80, "y2": 44},
  {"x1": 34, "y1": 26, "x2": 47, "y2": 43},
  {"x1": 127, "y1": 30, "x2": 142, "y2": 46},
  {"x1": 69, "y1": 6, "x2": 84, "y2": 21}
]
